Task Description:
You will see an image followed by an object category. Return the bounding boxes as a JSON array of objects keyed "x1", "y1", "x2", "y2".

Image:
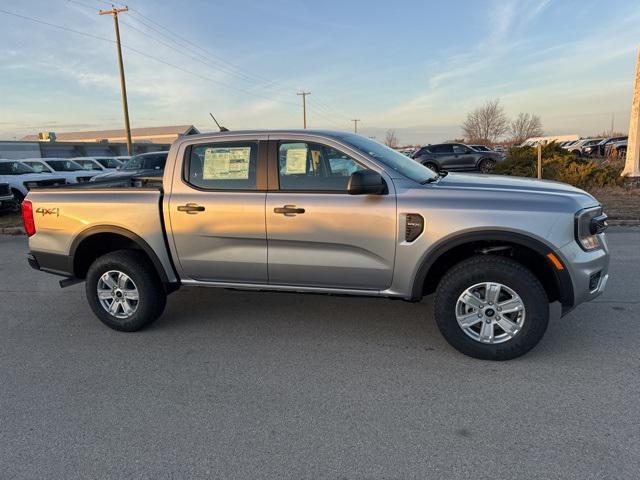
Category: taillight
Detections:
[{"x1": 21, "y1": 200, "x2": 36, "y2": 237}]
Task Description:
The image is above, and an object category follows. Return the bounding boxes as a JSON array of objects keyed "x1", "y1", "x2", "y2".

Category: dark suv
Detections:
[{"x1": 412, "y1": 143, "x2": 502, "y2": 173}]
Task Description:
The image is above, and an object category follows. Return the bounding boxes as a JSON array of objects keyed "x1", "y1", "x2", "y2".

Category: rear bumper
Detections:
[{"x1": 27, "y1": 251, "x2": 74, "y2": 277}]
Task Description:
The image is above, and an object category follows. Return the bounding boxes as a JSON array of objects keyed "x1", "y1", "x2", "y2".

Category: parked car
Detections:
[
  {"x1": 605, "y1": 139, "x2": 627, "y2": 159},
  {"x1": 90, "y1": 151, "x2": 168, "y2": 182},
  {"x1": 0, "y1": 182, "x2": 16, "y2": 211},
  {"x1": 561, "y1": 139, "x2": 582, "y2": 149},
  {"x1": 24, "y1": 130, "x2": 609, "y2": 361},
  {"x1": 469, "y1": 144, "x2": 492, "y2": 152},
  {"x1": 0, "y1": 159, "x2": 66, "y2": 202},
  {"x1": 20, "y1": 158, "x2": 101, "y2": 183},
  {"x1": 586, "y1": 136, "x2": 627, "y2": 157},
  {"x1": 569, "y1": 138, "x2": 603, "y2": 157},
  {"x1": 412, "y1": 143, "x2": 502, "y2": 173},
  {"x1": 398, "y1": 148, "x2": 416, "y2": 157},
  {"x1": 73, "y1": 156, "x2": 123, "y2": 172}
]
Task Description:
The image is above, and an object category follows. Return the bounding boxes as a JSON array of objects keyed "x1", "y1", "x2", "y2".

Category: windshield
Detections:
[
  {"x1": 46, "y1": 160, "x2": 83, "y2": 171},
  {"x1": 96, "y1": 157, "x2": 121, "y2": 168},
  {"x1": 0, "y1": 162, "x2": 35, "y2": 175},
  {"x1": 338, "y1": 134, "x2": 437, "y2": 183},
  {"x1": 122, "y1": 153, "x2": 167, "y2": 171}
]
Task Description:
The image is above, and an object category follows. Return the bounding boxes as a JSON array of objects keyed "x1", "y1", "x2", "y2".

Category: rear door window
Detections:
[
  {"x1": 186, "y1": 142, "x2": 258, "y2": 190},
  {"x1": 431, "y1": 145, "x2": 454, "y2": 154}
]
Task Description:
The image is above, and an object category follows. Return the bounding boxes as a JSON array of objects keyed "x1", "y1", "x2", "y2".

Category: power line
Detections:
[
  {"x1": 88, "y1": 0, "x2": 355, "y2": 121},
  {"x1": 0, "y1": 7, "x2": 298, "y2": 108}
]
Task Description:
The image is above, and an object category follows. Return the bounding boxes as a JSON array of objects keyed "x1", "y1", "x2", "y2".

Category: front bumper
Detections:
[{"x1": 559, "y1": 233, "x2": 610, "y2": 311}]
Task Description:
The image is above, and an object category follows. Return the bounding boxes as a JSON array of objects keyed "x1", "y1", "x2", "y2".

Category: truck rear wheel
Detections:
[
  {"x1": 434, "y1": 255, "x2": 549, "y2": 360},
  {"x1": 85, "y1": 250, "x2": 166, "y2": 332}
]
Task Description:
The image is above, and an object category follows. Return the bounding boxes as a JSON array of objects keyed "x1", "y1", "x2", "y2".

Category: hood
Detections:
[
  {"x1": 433, "y1": 172, "x2": 599, "y2": 209},
  {"x1": 2, "y1": 172, "x2": 64, "y2": 182},
  {"x1": 91, "y1": 168, "x2": 161, "y2": 181}
]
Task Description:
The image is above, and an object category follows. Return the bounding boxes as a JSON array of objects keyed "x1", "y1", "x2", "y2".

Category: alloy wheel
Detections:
[
  {"x1": 455, "y1": 282, "x2": 525, "y2": 344},
  {"x1": 97, "y1": 270, "x2": 140, "y2": 319}
]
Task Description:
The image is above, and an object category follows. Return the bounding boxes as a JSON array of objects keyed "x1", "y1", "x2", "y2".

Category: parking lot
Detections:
[{"x1": 1, "y1": 229, "x2": 639, "y2": 479}]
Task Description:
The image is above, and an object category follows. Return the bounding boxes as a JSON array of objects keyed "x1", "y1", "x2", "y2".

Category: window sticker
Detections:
[
  {"x1": 203, "y1": 147, "x2": 250, "y2": 180},
  {"x1": 284, "y1": 147, "x2": 307, "y2": 174}
]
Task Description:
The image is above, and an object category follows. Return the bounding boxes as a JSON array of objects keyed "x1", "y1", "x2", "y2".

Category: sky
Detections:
[{"x1": 0, "y1": 0, "x2": 639, "y2": 145}]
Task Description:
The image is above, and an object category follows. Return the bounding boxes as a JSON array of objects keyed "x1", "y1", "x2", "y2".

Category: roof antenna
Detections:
[{"x1": 209, "y1": 113, "x2": 229, "y2": 132}]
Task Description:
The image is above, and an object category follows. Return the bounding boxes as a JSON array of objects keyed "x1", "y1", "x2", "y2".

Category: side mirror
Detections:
[{"x1": 347, "y1": 170, "x2": 386, "y2": 195}]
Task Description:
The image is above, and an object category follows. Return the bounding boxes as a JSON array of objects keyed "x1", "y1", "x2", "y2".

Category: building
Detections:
[
  {"x1": 520, "y1": 134, "x2": 580, "y2": 146},
  {"x1": 1, "y1": 125, "x2": 200, "y2": 159},
  {"x1": 20, "y1": 124, "x2": 199, "y2": 144}
]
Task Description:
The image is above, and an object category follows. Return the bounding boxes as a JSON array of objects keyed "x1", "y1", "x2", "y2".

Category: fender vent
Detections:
[{"x1": 405, "y1": 214, "x2": 424, "y2": 242}]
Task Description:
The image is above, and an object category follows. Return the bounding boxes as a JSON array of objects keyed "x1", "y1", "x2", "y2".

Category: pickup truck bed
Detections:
[{"x1": 27, "y1": 179, "x2": 176, "y2": 285}]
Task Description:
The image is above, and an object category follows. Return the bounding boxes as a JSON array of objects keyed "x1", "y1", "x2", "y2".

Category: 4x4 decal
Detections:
[{"x1": 35, "y1": 207, "x2": 59, "y2": 217}]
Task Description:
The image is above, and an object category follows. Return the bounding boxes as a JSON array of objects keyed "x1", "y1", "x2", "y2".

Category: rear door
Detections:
[
  {"x1": 168, "y1": 137, "x2": 268, "y2": 283},
  {"x1": 265, "y1": 136, "x2": 397, "y2": 290}
]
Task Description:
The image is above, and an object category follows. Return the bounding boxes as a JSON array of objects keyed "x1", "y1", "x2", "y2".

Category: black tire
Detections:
[
  {"x1": 424, "y1": 162, "x2": 438, "y2": 173},
  {"x1": 85, "y1": 249, "x2": 166, "y2": 332},
  {"x1": 478, "y1": 158, "x2": 495, "y2": 173},
  {"x1": 434, "y1": 255, "x2": 549, "y2": 360}
]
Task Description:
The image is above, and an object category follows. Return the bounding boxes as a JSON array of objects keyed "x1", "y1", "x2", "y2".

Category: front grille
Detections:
[
  {"x1": 36, "y1": 178, "x2": 66, "y2": 187},
  {"x1": 589, "y1": 271, "x2": 602, "y2": 292},
  {"x1": 0, "y1": 184, "x2": 10, "y2": 196}
]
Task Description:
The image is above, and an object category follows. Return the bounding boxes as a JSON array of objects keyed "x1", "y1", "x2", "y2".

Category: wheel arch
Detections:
[
  {"x1": 70, "y1": 225, "x2": 177, "y2": 291},
  {"x1": 412, "y1": 230, "x2": 574, "y2": 311}
]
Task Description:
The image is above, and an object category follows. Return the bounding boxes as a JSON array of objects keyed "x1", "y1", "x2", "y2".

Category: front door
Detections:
[
  {"x1": 168, "y1": 139, "x2": 268, "y2": 283},
  {"x1": 266, "y1": 139, "x2": 396, "y2": 290}
]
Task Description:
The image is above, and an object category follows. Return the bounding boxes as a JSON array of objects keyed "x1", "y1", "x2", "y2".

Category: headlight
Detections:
[
  {"x1": 24, "y1": 181, "x2": 39, "y2": 190},
  {"x1": 575, "y1": 207, "x2": 607, "y2": 251}
]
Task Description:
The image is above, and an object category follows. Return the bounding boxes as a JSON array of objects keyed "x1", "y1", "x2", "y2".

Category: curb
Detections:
[{"x1": 607, "y1": 220, "x2": 640, "y2": 227}]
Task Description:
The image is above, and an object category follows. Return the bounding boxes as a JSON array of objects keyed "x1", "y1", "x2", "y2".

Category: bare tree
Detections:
[
  {"x1": 509, "y1": 113, "x2": 543, "y2": 145},
  {"x1": 461, "y1": 99, "x2": 509, "y2": 144},
  {"x1": 384, "y1": 129, "x2": 399, "y2": 148}
]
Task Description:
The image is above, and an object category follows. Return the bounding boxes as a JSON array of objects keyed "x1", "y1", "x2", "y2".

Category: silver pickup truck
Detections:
[{"x1": 23, "y1": 130, "x2": 609, "y2": 360}]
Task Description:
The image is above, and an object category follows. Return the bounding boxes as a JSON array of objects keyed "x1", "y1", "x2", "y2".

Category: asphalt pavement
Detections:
[{"x1": 1, "y1": 230, "x2": 639, "y2": 479}]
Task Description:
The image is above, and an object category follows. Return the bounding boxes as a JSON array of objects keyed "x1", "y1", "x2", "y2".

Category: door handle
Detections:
[
  {"x1": 177, "y1": 203, "x2": 205, "y2": 214},
  {"x1": 274, "y1": 205, "x2": 305, "y2": 216}
]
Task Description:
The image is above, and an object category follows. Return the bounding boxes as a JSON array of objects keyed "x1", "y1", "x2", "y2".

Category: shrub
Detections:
[{"x1": 495, "y1": 143, "x2": 624, "y2": 189}]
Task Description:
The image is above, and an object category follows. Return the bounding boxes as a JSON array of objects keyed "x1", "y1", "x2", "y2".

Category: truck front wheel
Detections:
[
  {"x1": 434, "y1": 255, "x2": 549, "y2": 360},
  {"x1": 85, "y1": 250, "x2": 167, "y2": 332}
]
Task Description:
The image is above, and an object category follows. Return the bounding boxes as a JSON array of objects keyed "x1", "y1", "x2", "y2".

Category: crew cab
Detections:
[
  {"x1": 23, "y1": 130, "x2": 610, "y2": 360},
  {"x1": 0, "y1": 159, "x2": 66, "y2": 203}
]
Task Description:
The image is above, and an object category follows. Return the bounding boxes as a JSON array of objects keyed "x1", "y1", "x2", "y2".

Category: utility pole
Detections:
[
  {"x1": 297, "y1": 91, "x2": 311, "y2": 129},
  {"x1": 100, "y1": 6, "x2": 133, "y2": 155},
  {"x1": 610, "y1": 113, "x2": 615, "y2": 135},
  {"x1": 351, "y1": 119, "x2": 360, "y2": 133}
]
